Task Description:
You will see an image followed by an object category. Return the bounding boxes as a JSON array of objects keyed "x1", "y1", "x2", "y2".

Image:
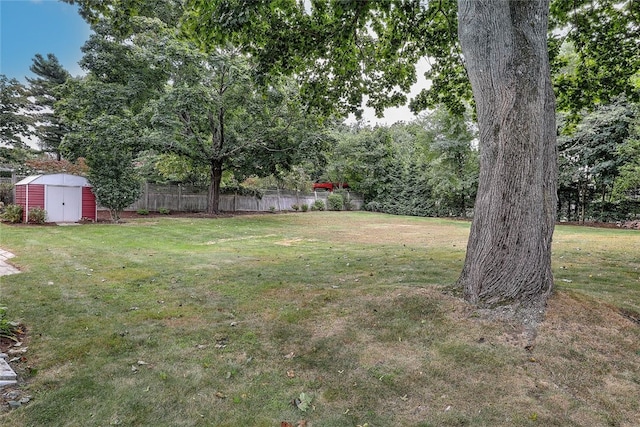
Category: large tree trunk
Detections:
[
  {"x1": 207, "y1": 107, "x2": 225, "y2": 215},
  {"x1": 456, "y1": 0, "x2": 558, "y2": 307},
  {"x1": 207, "y1": 159, "x2": 223, "y2": 214}
]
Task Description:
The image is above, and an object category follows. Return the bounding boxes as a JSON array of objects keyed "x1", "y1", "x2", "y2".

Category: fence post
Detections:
[
  {"x1": 144, "y1": 181, "x2": 149, "y2": 210},
  {"x1": 277, "y1": 188, "x2": 281, "y2": 211}
]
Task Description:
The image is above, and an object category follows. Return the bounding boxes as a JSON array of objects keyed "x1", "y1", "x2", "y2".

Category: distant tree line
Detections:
[
  {"x1": 1, "y1": 1, "x2": 639, "y2": 223},
  {"x1": 318, "y1": 111, "x2": 478, "y2": 218},
  {"x1": 2, "y1": 65, "x2": 639, "y2": 222}
]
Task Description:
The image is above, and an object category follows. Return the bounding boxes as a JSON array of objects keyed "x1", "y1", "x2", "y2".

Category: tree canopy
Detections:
[
  {"x1": 139, "y1": 18, "x2": 330, "y2": 212},
  {"x1": 64, "y1": 0, "x2": 639, "y2": 121},
  {"x1": 56, "y1": 11, "x2": 330, "y2": 214},
  {"x1": 550, "y1": 0, "x2": 640, "y2": 116}
]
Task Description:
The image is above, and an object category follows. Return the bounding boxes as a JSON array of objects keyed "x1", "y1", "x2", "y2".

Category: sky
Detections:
[{"x1": 0, "y1": 0, "x2": 92, "y2": 82}]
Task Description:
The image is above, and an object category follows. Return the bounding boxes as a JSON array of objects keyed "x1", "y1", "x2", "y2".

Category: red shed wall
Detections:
[
  {"x1": 16, "y1": 184, "x2": 45, "y2": 222},
  {"x1": 81, "y1": 187, "x2": 96, "y2": 220},
  {"x1": 28, "y1": 184, "x2": 46, "y2": 210},
  {"x1": 15, "y1": 186, "x2": 26, "y2": 206}
]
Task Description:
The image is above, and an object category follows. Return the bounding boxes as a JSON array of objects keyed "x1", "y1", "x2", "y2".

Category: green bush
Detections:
[
  {"x1": 28, "y1": 207, "x2": 47, "y2": 224},
  {"x1": 327, "y1": 193, "x2": 344, "y2": 211},
  {"x1": 1, "y1": 204, "x2": 23, "y2": 223},
  {"x1": 291, "y1": 204, "x2": 300, "y2": 211},
  {"x1": 586, "y1": 200, "x2": 640, "y2": 222},
  {"x1": 158, "y1": 207, "x2": 170, "y2": 215},
  {"x1": 0, "y1": 307, "x2": 21, "y2": 342},
  {"x1": 137, "y1": 209, "x2": 149, "y2": 215},
  {"x1": 365, "y1": 201, "x2": 383, "y2": 212},
  {"x1": 312, "y1": 199, "x2": 325, "y2": 211},
  {"x1": 334, "y1": 190, "x2": 352, "y2": 211},
  {"x1": 301, "y1": 204, "x2": 309, "y2": 212},
  {"x1": 0, "y1": 183, "x2": 13, "y2": 205}
]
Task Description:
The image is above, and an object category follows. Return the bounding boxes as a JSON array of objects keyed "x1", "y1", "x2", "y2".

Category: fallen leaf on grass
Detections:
[
  {"x1": 293, "y1": 392, "x2": 312, "y2": 412},
  {"x1": 215, "y1": 391, "x2": 226, "y2": 399}
]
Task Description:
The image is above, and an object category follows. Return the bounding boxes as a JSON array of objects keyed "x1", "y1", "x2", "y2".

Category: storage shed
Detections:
[{"x1": 15, "y1": 174, "x2": 96, "y2": 223}]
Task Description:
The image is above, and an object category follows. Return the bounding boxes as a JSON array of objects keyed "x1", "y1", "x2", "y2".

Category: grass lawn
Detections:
[{"x1": 0, "y1": 211, "x2": 638, "y2": 426}]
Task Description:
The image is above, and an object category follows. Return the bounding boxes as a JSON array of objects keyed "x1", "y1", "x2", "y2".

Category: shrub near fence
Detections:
[
  {"x1": 125, "y1": 183, "x2": 363, "y2": 213},
  {"x1": 327, "y1": 193, "x2": 344, "y2": 211}
]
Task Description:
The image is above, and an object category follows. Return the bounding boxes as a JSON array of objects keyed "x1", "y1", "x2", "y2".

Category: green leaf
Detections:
[{"x1": 295, "y1": 392, "x2": 312, "y2": 412}]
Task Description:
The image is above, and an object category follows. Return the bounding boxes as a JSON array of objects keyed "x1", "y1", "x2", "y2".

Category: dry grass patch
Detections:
[
  {"x1": 251, "y1": 284, "x2": 640, "y2": 425},
  {"x1": 529, "y1": 291, "x2": 640, "y2": 426}
]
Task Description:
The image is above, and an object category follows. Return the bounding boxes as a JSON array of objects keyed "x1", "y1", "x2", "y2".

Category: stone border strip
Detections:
[
  {"x1": 0, "y1": 250, "x2": 20, "y2": 389},
  {"x1": 0, "y1": 353, "x2": 17, "y2": 388},
  {"x1": 0, "y1": 249, "x2": 20, "y2": 276}
]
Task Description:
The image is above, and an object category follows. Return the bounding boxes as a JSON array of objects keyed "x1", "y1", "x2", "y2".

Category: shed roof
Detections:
[{"x1": 16, "y1": 173, "x2": 92, "y2": 187}]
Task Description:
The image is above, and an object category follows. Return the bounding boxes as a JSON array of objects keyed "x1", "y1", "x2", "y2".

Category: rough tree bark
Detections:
[
  {"x1": 208, "y1": 158, "x2": 223, "y2": 214},
  {"x1": 207, "y1": 108, "x2": 225, "y2": 215},
  {"x1": 456, "y1": 0, "x2": 558, "y2": 307}
]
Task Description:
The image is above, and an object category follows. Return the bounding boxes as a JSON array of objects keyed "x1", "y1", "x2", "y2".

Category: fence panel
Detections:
[{"x1": 125, "y1": 184, "x2": 363, "y2": 212}]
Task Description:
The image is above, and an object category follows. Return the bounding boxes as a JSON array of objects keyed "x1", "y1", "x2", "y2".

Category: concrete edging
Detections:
[{"x1": 0, "y1": 249, "x2": 20, "y2": 276}]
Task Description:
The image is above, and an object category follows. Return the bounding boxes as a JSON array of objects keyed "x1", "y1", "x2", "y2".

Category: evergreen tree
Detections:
[{"x1": 27, "y1": 53, "x2": 70, "y2": 159}]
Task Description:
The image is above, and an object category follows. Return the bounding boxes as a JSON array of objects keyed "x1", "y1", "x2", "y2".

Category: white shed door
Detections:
[{"x1": 46, "y1": 186, "x2": 81, "y2": 222}]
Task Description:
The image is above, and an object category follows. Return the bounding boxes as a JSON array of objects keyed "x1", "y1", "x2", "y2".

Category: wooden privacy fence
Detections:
[{"x1": 127, "y1": 183, "x2": 364, "y2": 212}]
